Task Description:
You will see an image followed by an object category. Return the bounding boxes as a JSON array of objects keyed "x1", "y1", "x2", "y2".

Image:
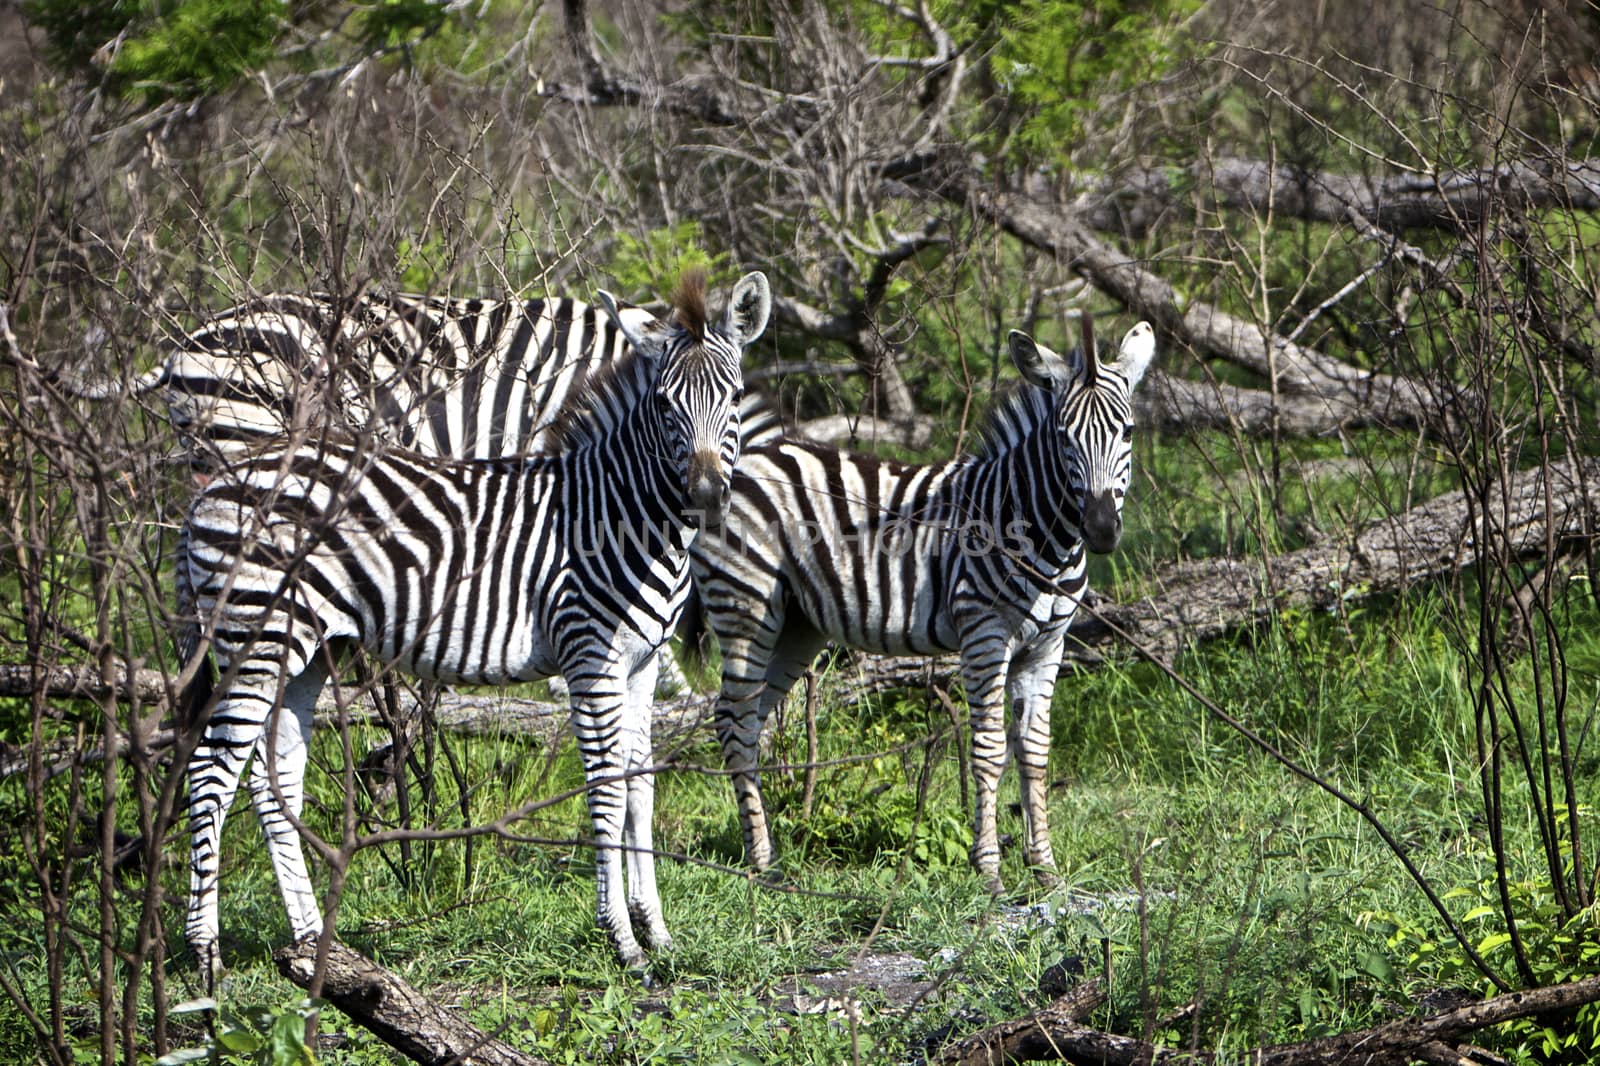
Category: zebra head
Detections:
[
  {"x1": 598, "y1": 270, "x2": 771, "y2": 529},
  {"x1": 1008, "y1": 319, "x2": 1156, "y2": 554}
]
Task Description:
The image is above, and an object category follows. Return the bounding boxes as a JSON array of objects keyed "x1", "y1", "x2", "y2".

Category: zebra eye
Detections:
[{"x1": 1121, "y1": 424, "x2": 1134, "y2": 442}]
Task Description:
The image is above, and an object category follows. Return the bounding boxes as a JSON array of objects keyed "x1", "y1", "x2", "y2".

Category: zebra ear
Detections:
[
  {"x1": 721, "y1": 272, "x2": 771, "y2": 347},
  {"x1": 1114, "y1": 321, "x2": 1156, "y2": 389},
  {"x1": 1008, "y1": 330, "x2": 1074, "y2": 391},
  {"x1": 597, "y1": 289, "x2": 669, "y2": 361}
]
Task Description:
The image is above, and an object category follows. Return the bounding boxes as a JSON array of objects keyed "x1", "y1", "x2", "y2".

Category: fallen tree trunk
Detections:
[
  {"x1": 936, "y1": 979, "x2": 1107, "y2": 1066},
  {"x1": 936, "y1": 973, "x2": 1600, "y2": 1065},
  {"x1": 1075, "y1": 156, "x2": 1600, "y2": 237},
  {"x1": 275, "y1": 938, "x2": 543, "y2": 1066},
  {"x1": 885, "y1": 154, "x2": 1453, "y2": 433}
]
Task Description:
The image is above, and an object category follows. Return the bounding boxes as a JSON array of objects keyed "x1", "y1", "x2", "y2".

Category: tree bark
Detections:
[
  {"x1": 1076, "y1": 157, "x2": 1600, "y2": 237},
  {"x1": 838, "y1": 454, "x2": 1600, "y2": 695},
  {"x1": 884, "y1": 153, "x2": 1453, "y2": 432},
  {"x1": 275, "y1": 938, "x2": 544, "y2": 1066}
]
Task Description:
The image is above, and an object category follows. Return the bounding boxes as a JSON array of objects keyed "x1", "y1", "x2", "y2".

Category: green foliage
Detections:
[
  {"x1": 159, "y1": 996, "x2": 321, "y2": 1066},
  {"x1": 358, "y1": 0, "x2": 450, "y2": 52},
  {"x1": 993, "y1": 0, "x2": 1198, "y2": 153},
  {"x1": 606, "y1": 223, "x2": 730, "y2": 302},
  {"x1": 25, "y1": 0, "x2": 289, "y2": 103},
  {"x1": 1364, "y1": 876, "x2": 1600, "y2": 1063}
]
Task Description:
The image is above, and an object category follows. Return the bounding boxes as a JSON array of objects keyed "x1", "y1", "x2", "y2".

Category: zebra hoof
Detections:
[
  {"x1": 982, "y1": 874, "x2": 1006, "y2": 897},
  {"x1": 1032, "y1": 866, "x2": 1063, "y2": 890}
]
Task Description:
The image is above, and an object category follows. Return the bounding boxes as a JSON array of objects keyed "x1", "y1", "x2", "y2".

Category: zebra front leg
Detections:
[
  {"x1": 244, "y1": 662, "x2": 329, "y2": 943},
  {"x1": 1009, "y1": 645, "x2": 1063, "y2": 888},
  {"x1": 185, "y1": 686, "x2": 272, "y2": 993},
  {"x1": 567, "y1": 672, "x2": 649, "y2": 970},
  {"x1": 621, "y1": 657, "x2": 672, "y2": 952},
  {"x1": 959, "y1": 638, "x2": 1013, "y2": 895}
]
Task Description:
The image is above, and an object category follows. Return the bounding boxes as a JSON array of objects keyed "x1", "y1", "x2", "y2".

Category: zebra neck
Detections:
[
  {"x1": 566, "y1": 406, "x2": 691, "y2": 539},
  {"x1": 995, "y1": 435, "x2": 1082, "y2": 571}
]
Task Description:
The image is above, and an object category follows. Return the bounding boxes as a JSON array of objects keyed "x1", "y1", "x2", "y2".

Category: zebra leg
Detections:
[
  {"x1": 244, "y1": 657, "x2": 330, "y2": 943},
  {"x1": 714, "y1": 613, "x2": 826, "y2": 874},
  {"x1": 566, "y1": 668, "x2": 648, "y2": 970},
  {"x1": 958, "y1": 635, "x2": 1014, "y2": 895},
  {"x1": 621, "y1": 655, "x2": 672, "y2": 952},
  {"x1": 1008, "y1": 643, "x2": 1064, "y2": 888},
  {"x1": 654, "y1": 645, "x2": 690, "y2": 698},
  {"x1": 185, "y1": 677, "x2": 276, "y2": 992}
]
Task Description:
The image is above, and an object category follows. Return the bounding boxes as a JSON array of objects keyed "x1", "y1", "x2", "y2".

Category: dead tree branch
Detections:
[
  {"x1": 1076, "y1": 157, "x2": 1600, "y2": 237},
  {"x1": 885, "y1": 154, "x2": 1453, "y2": 431},
  {"x1": 275, "y1": 938, "x2": 545, "y2": 1066},
  {"x1": 844, "y1": 454, "x2": 1600, "y2": 694}
]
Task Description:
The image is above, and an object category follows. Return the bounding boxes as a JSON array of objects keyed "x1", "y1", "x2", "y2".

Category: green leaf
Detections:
[{"x1": 1356, "y1": 951, "x2": 1393, "y2": 981}]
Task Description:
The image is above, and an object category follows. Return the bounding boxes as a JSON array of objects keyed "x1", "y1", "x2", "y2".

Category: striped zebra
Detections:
[
  {"x1": 691, "y1": 318, "x2": 1155, "y2": 892},
  {"x1": 177, "y1": 271, "x2": 769, "y2": 984},
  {"x1": 86, "y1": 289, "x2": 662, "y2": 465},
  {"x1": 87, "y1": 287, "x2": 696, "y2": 693}
]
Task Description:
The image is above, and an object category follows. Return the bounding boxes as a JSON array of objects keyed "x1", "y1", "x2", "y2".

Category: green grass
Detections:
[
  {"x1": 4, "y1": 417, "x2": 1598, "y2": 1062},
  {"x1": 8, "y1": 580, "x2": 1595, "y2": 1064}
]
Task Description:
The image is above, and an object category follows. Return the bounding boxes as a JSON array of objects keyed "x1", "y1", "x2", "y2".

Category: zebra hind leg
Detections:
[
  {"x1": 958, "y1": 636, "x2": 1014, "y2": 895},
  {"x1": 184, "y1": 675, "x2": 275, "y2": 993},
  {"x1": 243, "y1": 657, "x2": 331, "y2": 945}
]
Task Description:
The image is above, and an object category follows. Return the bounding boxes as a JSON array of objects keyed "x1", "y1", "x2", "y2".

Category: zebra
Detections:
[
  {"x1": 690, "y1": 317, "x2": 1155, "y2": 892},
  {"x1": 78, "y1": 289, "x2": 662, "y2": 465},
  {"x1": 80, "y1": 288, "x2": 698, "y2": 694},
  {"x1": 176, "y1": 270, "x2": 769, "y2": 985}
]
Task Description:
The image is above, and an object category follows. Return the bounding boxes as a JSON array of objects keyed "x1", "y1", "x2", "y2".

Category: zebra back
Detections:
[{"x1": 154, "y1": 290, "x2": 658, "y2": 467}]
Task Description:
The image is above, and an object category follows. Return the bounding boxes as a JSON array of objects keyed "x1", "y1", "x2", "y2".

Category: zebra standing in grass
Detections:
[
  {"x1": 79, "y1": 287, "x2": 696, "y2": 693},
  {"x1": 691, "y1": 318, "x2": 1154, "y2": 892},
  {"x1": 177, "y1": 271, "x2": 769, "y2": 984}
]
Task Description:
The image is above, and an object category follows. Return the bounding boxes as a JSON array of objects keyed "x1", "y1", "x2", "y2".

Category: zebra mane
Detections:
[
  {"x1": 975, "y1": 381, "x2": 1058, "y2": 458},
  {"x1": 541, "y1": 350, "x2": 655, "y2": 452},
  {"x1": 673, "y1": 268, "x2": 709, "y2": 340}
]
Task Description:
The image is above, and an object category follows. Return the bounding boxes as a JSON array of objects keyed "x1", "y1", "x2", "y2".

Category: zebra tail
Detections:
[
  {"x1": 54, "y1": 361, "x2": 171, "y2": 401},
  {"x1": 173, "y1": 624, "x2": 215, "y2": 737},
  {"x1": 675, "y1": 584, "x2": 712, "y2": 672}
]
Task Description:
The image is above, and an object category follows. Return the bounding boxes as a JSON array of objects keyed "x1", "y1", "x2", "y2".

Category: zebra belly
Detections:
[{"x1": 783, "y1": 547, "x2": 960, "y2": 657}]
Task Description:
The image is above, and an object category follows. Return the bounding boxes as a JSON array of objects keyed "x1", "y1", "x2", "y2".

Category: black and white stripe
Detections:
[
  {"x1": 691, "y1": 319, "x2": 1155, "y2": 891},
  {"x1": 178, "y1": 272, "x2": 770, "y2": 984},
  {"x1": 108, "y1": 290, "x2": 660, "y2": 465},
  {"x1": 128, "y1": 289, "x2": 695, "y2": 693}
]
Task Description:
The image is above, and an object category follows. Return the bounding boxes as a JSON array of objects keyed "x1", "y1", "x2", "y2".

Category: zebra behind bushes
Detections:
[
  {"x1": 690, "y1": 318, "x2": 1155, "y2": 892},
  {"x1": 91, "y1": 289, "x2": 661, "y2": 466},
  {"x1": 98, "y1": 287, "x2": 698, "y2": 693},
  {"x1": 177, "y1": 271, "x2": 769, "y2": 984}
]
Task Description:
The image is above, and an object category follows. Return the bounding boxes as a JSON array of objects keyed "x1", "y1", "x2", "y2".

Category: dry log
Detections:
[
  {"x1": 934, "y1": 973, "x2": 1600, "y2": 1065},
  {"x1": 937, "y1": 979, "x2": 1107, "y2": 1066},
  {"x1": 9, "y1": 457, "x2": 1595, "y2": 737},
  {"x1": 884, "y1": 154, "x2": 1451, "y2": 432},
  {"x1": 275, "y1": 938, "x2": 543, "y2": 1066},
  {"x1": 1076, "y1": 157, "x2": 1600, "y2": 237}
]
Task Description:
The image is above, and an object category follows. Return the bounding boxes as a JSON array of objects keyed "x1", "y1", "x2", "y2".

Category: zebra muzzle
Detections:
[
  {"x1": 1081, "y1": 490, "x2": 1122, "y2": 554},
  {"x1": 686, "y1": 456, "x2": 730, "y2": 528}
]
